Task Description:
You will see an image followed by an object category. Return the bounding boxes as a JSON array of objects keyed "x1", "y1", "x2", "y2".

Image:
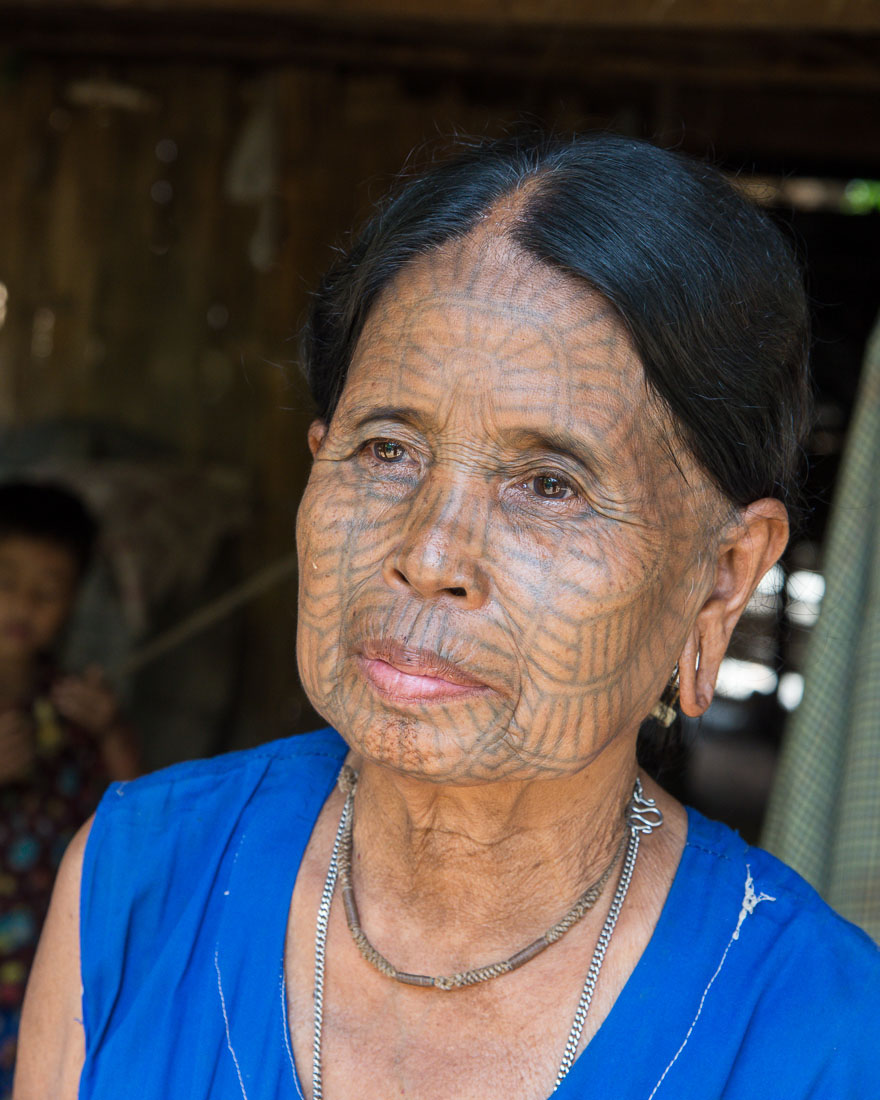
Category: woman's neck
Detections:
[{"x1": 346, "y1": 740, "x2": 639, "y2": 968}]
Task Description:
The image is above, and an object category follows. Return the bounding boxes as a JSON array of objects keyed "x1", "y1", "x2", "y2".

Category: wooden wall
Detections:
[
  {"x1": 0, "y1": 13, "x2": 877, "y2": 752},
  {"x1": 0, "y1": 56, "x2": 598, "y2": 746}
]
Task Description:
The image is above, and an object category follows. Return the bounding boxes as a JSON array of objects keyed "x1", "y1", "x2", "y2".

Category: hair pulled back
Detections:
[{"x1": 302, "y1": 132, "x2": 811, "y2": 522}]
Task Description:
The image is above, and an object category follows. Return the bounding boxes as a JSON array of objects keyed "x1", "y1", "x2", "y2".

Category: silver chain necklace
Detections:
[{"x1": 311, "y1": 771, "x2": 663, "y2": 1099}]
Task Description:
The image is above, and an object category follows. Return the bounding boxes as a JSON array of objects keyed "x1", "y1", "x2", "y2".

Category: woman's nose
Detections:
[{"x1": 381, "y1": 480, "x2": 489, "y2": 609}]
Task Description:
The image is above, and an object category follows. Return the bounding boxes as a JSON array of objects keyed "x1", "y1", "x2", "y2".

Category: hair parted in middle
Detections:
[{"x1": 302, "y1": 130, "x2": 811, "y2": 526}]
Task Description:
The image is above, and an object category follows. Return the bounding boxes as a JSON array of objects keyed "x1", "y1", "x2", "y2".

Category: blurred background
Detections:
[{"x1": 1, "y1": 0, "x2": 879, "y2": 834}]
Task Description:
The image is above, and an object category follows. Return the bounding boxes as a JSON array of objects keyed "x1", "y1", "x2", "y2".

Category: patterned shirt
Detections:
[{"x1": 0, "y1": 691, "x2": 106, "y2": 1096}]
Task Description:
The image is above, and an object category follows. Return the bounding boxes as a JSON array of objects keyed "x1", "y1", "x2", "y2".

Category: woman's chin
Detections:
[
  {"x1": 306, "y1": 661, "x2": 560, "y2": 784},
  {"x1": 347, "y1": 722, "x2": 505, "y2": 783},
  {"x1": 328, "y1": 706, "x2": 554, "y2": 785}
]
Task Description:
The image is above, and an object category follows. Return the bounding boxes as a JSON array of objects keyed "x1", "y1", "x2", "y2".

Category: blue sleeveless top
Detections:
[{"x1": 79, "y1": 729, "x2": 880, "y2": 1099}]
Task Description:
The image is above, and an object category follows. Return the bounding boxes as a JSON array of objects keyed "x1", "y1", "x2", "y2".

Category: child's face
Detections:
[{"x1": 0, "y1": 536, "x2": 79, "y2": 662}]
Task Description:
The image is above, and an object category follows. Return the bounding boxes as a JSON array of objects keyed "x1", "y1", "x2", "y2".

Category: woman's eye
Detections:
[
  {"x1": 531, "y1": 474, "x2": 573, "y2": 499},
  {"x1": 372, "y1": 440, "x2": 406, "y2": 462}
]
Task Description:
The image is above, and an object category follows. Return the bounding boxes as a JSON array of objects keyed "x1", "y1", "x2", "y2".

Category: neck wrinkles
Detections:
[{"x1": 345, "y1": 742, "x2": 639, "y2": 965}]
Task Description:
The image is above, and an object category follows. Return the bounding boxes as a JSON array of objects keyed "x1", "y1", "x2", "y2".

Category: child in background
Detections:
[{"x1": 0, "y1": 481, "x2": 139, "y2": 1096}]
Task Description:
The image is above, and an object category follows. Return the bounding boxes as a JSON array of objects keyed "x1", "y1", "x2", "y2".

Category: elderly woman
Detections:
[{"x1": 16, "y1": 134, "x2": 879, "y2": 1099}]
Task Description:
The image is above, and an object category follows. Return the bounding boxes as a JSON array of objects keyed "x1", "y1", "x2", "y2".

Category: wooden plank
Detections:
[
  {"x1": 2, "y1": 11, "x2": 878, "y2": 95},
  {"x1": 5, "y1": 0, "x2": 880, "y2": 33}
]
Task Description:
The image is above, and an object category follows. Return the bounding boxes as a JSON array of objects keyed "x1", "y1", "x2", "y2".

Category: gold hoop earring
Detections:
[{"x1": 649, "y1": 664, "x2": 680, "y2": 728}]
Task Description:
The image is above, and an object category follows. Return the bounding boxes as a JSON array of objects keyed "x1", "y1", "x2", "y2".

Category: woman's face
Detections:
[{"x1": 296, "y1": 237, "x2": 720, "y2": 783}]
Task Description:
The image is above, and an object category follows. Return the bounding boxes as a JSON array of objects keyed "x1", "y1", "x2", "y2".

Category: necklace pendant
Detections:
[{"x1": 626, "y1": 778, "x2": 664, "y2": 835}]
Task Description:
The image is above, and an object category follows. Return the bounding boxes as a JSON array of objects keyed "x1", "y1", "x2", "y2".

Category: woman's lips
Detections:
[{"x1": 357, "y1": 641, "x2": 489, "y2": 704}]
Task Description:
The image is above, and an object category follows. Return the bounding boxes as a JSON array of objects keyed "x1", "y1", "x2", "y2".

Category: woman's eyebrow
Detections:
[
  {"x1": 338, "y1": 405, "x2": 426, "y2": 432},
  {"x1": 506, "y1": 427, "x2": 613, "y2": 476},
  {"x1": 335, "y1": 407, "x2": 616, "y2": 475}
]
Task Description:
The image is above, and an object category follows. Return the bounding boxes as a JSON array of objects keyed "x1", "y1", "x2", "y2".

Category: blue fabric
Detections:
[{"x1": 79, "y1": 729, "x2": 880, "y2": 1099}]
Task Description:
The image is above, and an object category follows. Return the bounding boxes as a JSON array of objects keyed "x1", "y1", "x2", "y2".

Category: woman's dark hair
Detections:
[
  {"x1": 302, "y1": 131, "x2": 811, "y2": 521},
  {"x1": 0, "y1": 480, "x2": 97, "y2": 577}
]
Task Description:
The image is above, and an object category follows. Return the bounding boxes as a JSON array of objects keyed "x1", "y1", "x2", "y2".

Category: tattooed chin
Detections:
[{"x1": 297, "y1": 599, "x2": 626, "y2": 784}]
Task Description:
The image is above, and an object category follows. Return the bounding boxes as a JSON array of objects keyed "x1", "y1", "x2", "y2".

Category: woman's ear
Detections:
[
  {"x1": 307, "y1": 420, "x2": 328, "y2": 458},
  {"x1": 679, "y1": 498, "x2": 789, "y2": 718}
]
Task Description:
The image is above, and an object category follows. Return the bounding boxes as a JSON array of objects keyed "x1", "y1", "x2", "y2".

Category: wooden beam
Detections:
[
  {"x1": 2, "y1": 9, "x2": 880, "y2": 94},
  {"x1": 4, "y1": 0, "x2": 880, "y2": 33}
]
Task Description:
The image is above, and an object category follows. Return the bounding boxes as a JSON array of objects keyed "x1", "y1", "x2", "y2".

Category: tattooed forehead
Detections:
[
  {"x1": 359, "y1": 232, "x2": 625, "y2": 362},
  {"x1": 338, "y1": 240, "x2": 686, "y2": 493}
]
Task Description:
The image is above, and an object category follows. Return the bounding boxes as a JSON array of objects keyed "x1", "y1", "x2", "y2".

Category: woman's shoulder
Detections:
[
  {"x1": 569, "y1": 806, "x2": 879, "y2": 1100},
  {"x1": 683, "y1": 806, "x2": 878, "y2": 957},
  {"x1": 78, "y1": 728, "x2": 348, "y2": 1074},
  {"x1": 677, "y1": 805, "x2": 880, "y2": 1050},
  {"x1": 93, "y1": 726, "x2": 347, "y2": 819},
  {"x1": 81, "y1": 727, "x2": 348, "y2": 936},
  {"x1": 105, "y1": 725, "x2": 347, "y2": 789},
  {"x1": 618, "y1": 807, "x2": 880, "y2": 1097}
]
